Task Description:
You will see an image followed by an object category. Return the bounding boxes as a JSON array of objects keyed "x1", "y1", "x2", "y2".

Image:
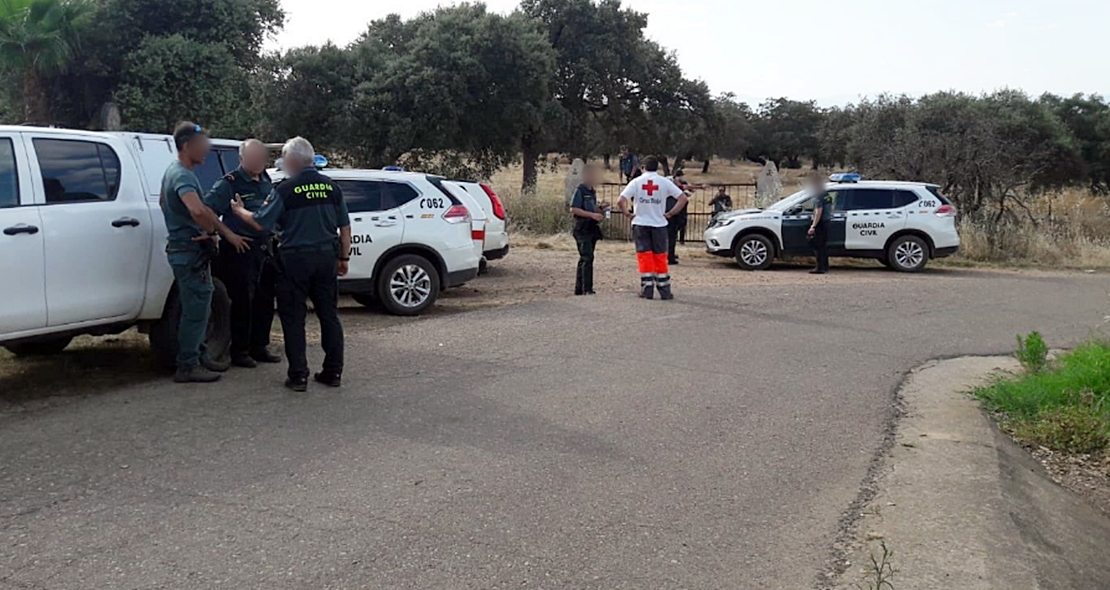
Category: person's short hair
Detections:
[
  {"x1": 239, "y1": 138, "x2": 265, "y2": 157},
  {"x1": 173, "y1": 121, "x2": 207, "y2": 151},
  {"x1": 282, "y1": 136, "x2": 315, "y2": 164},
  {"x1": 642, "y1": 156, "x2": 660, "y2": 172},
  {"x1": 620, "y1": 145, "x2": 628, "y2": 151}
]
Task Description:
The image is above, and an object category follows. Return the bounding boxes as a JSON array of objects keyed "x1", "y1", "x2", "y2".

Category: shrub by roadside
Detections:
[{"x1": 975, "y1": 337, "x2": 1110, "y2": 454}]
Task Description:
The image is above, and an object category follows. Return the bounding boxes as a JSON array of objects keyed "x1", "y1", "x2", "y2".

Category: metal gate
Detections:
[{"x1": 592, "y1": 183, "x2": 757, "y2": 242}]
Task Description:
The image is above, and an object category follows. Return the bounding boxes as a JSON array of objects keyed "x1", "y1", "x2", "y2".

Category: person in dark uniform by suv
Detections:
[
  {"x1": 806, "y1": 172, "x2": 832, "y2": 274},
  {"x1": 569, "y1": 164, "x2": 604, "y2": 295},
  {"x1": 230, "y1": 137, "x2": 352, "y2": 392},
  {"x1": 666, "y1": 170, "x2": 691, "y2": 265},
  {"x1": 204, "y1": 139, "x2": 281, "y2": 368}
]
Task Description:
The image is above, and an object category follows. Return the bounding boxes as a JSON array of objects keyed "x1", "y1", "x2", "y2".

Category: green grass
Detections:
[{"x1": 975, "y1": 341, "x2": 1110, "y2": 454}]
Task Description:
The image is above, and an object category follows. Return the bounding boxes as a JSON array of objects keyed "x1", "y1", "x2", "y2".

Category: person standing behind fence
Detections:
[
  {"x1": 570, "y1": 164, "x2": 605, "y2": 296},
  {"x1": 710, "y1": 186, "x2": 733, "y2": 217},
  {"x1": 619, "y1": 145, "x2": 641, "y2": 183},
  {"x1": 618, "y1": 156, "x2": 687, "y2": 300}
]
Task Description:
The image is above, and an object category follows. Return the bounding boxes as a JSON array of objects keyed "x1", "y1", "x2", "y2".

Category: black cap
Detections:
[{"x1": 173, "y1": 121, "x2": 207, "y2": 150}]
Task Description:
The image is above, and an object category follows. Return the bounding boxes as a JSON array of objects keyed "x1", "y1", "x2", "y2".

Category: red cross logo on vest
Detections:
[{"x1": 643, "y1": 180, "x2": 659, "y2": 196}]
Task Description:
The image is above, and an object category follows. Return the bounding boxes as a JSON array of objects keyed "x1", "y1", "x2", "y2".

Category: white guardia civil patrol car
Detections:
[
  {"x1": 705, "y1": 174, "x2": 960, "y2": 272},
  {"x1": 271, "y1": 162, "x2": 480, "y2": 316}
]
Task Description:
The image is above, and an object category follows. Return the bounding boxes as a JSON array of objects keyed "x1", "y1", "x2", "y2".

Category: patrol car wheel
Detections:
[
  {"x1": 377, "y1": 254, "x2": 440, "y2": 316},
  {"x1": 4, "y1": 336, "x2": 73, "y2": 357},
  {"x1": 734, "y1": 234, "x2": 774, "y2": 271},
  {"x1": 149, "y1": 278, "x2": 233, "y2": 370},
  {"x1": 887, "y1": 236, "x2": 929, "y2": 272}
]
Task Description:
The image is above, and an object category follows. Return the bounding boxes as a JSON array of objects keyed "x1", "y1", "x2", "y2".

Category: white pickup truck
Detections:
[{"x1": 0, "y1": 126, "x2": 242, "y2": 367}]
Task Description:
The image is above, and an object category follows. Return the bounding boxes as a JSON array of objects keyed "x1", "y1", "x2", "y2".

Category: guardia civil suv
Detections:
[
  {"x1": 270, "y1": 166, "x2": 480, "y2": 315},
  {"x1": 705, "y1": 174, "x2": 960, "y2": 272}
]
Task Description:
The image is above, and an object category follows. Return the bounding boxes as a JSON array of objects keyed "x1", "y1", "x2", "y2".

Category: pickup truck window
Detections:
[
  {"x1": 0, "y1": 139, "x2": 17, "y2": 208},
  {"x1": 194, "y1": 151, "x2": 224, "y2": 193},
  {"x1": 33, "y1": 139, "x2": 121, "y2": 204}
]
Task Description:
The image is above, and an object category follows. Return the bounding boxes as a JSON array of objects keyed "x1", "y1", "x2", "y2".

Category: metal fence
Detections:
[{"x1": 592, "y1": 183, "x2": 758, "y2": 242}]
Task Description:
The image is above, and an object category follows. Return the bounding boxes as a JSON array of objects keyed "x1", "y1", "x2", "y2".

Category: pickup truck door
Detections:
[
  {"x1": 27, "y1": 134, "x2": 153, "y2": 326},
  {"x1": 0, "y1": 132, "x2": 47, "y2": 334}
]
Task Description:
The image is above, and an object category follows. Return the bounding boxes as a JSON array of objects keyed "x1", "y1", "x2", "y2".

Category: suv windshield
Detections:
[{"x1": 766, "y1": 189, "x2": 810, "y2": 212}]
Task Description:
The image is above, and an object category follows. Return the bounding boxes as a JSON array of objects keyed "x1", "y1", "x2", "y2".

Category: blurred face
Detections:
[
  {"x1": 620, "y1": 147, "x2": 628, "y2": 156},
  {"x1": 583, "y1": 166, "x2": 599, "y2": 186},
  {"x1": 239, "y1": 142, "x2": 268, "y2": 175},
  {"x1": 806, "y1": 176, "x2": 824, "y2": 193},
  {"x1": 718, "y1": 187, "x2": 726, "y2": 194},
  {"x1": 182, "y1": 135, "x2": 211, "y2": 166}
]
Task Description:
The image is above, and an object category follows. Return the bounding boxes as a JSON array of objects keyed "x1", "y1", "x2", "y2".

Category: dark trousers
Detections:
[
  {"x1": 811, "y1": 224, "x2": 830, "y2": 272},
  {"x1": 666, "y1": 218, "x2": 686, "y2": 263},
  {"x1": 574, "y1": 231, "x2": 598, "y2": 294},
  {"x1": 276, "y1": 249, "x2": 344, "y2": 380},
  {"x1": 213, "y1": 240, "x2": 276, "y2": 357}
]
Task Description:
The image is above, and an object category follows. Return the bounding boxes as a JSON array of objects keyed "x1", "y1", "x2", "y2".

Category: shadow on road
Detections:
[{"x1": 0, "y1": 334, "x2": 164, "y2": 404}]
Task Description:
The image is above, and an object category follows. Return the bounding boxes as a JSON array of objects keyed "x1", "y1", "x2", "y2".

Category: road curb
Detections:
[{"x1": 831, "y1": 356, "x2": 1110, "y2": 590}]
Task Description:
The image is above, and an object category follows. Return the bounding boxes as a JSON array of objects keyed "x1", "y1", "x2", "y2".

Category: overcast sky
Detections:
[{"x1": 273, "y1": 0, "x2": 1110, "y2": 106}]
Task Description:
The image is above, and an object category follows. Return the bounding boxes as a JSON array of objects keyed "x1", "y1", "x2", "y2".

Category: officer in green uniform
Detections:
[
  {"x1": 230, "y1": 137, "x2": 352, "y2": 392},
  {"x1": 160, "y1": 122, "x2": 249, "y2": 383},
  {"x1": 204, "y1": 139, "x2": 281, "y2": 368}
]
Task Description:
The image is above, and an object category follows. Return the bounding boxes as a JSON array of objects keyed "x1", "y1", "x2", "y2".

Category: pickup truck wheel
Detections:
[
  {"x1": 376, "y1": 254, "x2": 440, "y2": 316},
  {"x1": 149, "y1": 278, "x2": 233, "y2": 370},
  {"x1": 4, "y1": 336, "x2": 73, "y2": 357}
]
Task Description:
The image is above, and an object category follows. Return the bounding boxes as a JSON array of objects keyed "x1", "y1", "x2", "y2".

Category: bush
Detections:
[
  {"x1": 1015, "y1": 331, "x2": 1049, "y2": 373},
  {"x1": 976, "y1": 341, "x2": 1110, "y2": 453}
]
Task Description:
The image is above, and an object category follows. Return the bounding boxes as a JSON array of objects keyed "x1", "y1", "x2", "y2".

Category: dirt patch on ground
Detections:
[{"x1": 1029, "y1": 446, "x2": 1110, "y2": 515}]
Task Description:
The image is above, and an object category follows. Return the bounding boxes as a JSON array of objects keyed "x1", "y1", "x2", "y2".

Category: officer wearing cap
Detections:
[
  {"x1": 204, "y1": 139, "x2": 281, "y2": 368},
  {"x1": 160, "y1": 121, "x2": 249, "y2": 383},
  {"x1": 230, "y1": 137, "x2": 351, "y2": 392}
]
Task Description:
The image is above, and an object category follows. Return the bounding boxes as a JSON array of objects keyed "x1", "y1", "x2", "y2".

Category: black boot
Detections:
[
  {"x1": 639, "y1": 276, "x2": 655, "y2": 300},
  {"x1": 657, "y1": 275, "x2": 674, "y2": 300}
]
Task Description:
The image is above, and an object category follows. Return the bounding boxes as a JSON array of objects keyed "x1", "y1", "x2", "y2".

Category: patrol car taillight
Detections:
[
  {"x1": 472, "y1": 228, "x2": 486, "y2": 241},
  {"x1": 935, "y1": 204, "x2": 957, "y2": 217},
  {"x1": 443, "y1": 204, "x2": 470, "y2": 224},
  {"x1": 481, "y1": 184, "x2": 505, "y2": 220}
]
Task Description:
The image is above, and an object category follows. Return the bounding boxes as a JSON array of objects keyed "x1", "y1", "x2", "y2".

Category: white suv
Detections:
[
  {"x1": 705, "y1": 175, "x2": 960, "y2": 272},
  {"x1": 270, "y1": 168, "x2": 480, "y2": 315}
]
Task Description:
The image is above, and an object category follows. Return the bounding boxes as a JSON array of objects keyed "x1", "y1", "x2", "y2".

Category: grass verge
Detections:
[{"x1": 975, "y1": 339, "x2": 1110, "y2": 454}]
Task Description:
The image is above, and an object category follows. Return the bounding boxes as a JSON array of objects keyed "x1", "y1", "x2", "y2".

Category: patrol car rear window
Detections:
[
  {"x1": 33, "y1": 138, "x2": 121, "y2": 204},
  {"x1": 842, "y1": 189, "x2": 896, "y2": 211},
  {"x1": 0, "y1": 139, "x2": 18, "y2": 208},
  {"x1": 336, "y1": 180, "x2": 384, "y2": 212},
  {"x1": 892, "y1": 190, "x2": 918, "y2": 208},
  {"x1": 926, "y1": 187, "x2": 951, "y2": 204}
]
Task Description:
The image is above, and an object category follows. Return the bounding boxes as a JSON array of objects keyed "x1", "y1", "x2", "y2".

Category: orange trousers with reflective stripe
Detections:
[{"x1": 633, "y1": 226, "x2": 669, "y2": 275}]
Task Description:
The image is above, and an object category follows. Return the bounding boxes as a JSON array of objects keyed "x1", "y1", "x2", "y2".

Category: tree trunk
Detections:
[
  {"x1": 603, "y1": 153, "x2": 611, "y2": 170},
  {"x1": 702, "y1": 159, "x2": 710, "y2": 174},
  {"x1": 521, "y1": 135, "x2": 539, "y2": 195},
  {"x1": 22, "y1": 68, "x2": 51, "y2": 125},
  {"x1": 659, "y1": 156, "x2": 670, "y2": 176},
  {"x1": 673, "y1": 157, "x2": 686, "y2": 173}
]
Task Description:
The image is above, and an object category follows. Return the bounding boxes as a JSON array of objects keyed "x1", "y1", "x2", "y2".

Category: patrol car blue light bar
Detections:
[
  {"x1": 829, "y1": 173, "x2": 861, "y2": 183},
  {"x1": 383, "y1": 166, "x2": 404, "y2": 172},
  {"x1": 312, "y1": 154, "x2": 328, "y2": 169}
]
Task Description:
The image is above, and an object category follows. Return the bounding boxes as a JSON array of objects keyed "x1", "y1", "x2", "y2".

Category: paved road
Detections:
[{"x1": 2, "y1": 267, "x2": 1108, "y2": 589}]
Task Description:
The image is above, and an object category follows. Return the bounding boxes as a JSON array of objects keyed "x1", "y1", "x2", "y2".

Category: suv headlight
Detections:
[{"x1": 711, "y1": 218, "x2": 736, "y2": 229}]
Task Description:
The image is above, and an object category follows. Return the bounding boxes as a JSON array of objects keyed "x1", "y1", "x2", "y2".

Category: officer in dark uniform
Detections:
[
  {"x1": 666, "y1": 170, "x2": 691, "y2": 265},
  {"x1": 806, "y1": 172, "x2": 832, "y2": 274},
  {"x1": 230, "y1": 137, "x2": 351, "y2": 392},
  {"x1": 204, "y1": 139, "x2": 280, "y2": 368}
]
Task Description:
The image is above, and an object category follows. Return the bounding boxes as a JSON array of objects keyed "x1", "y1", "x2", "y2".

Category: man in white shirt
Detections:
[{"x1": 617, "y1": 156, "x2": 688, "y2": 300}]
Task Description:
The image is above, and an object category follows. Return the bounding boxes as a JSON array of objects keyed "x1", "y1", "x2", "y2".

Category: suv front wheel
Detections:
[
  {"x1": 734, "y1": 234, "x2": 775, "y2": 271},
  {"x1": 376, "y1": 254, "x2": 441, "y2": 316}
]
